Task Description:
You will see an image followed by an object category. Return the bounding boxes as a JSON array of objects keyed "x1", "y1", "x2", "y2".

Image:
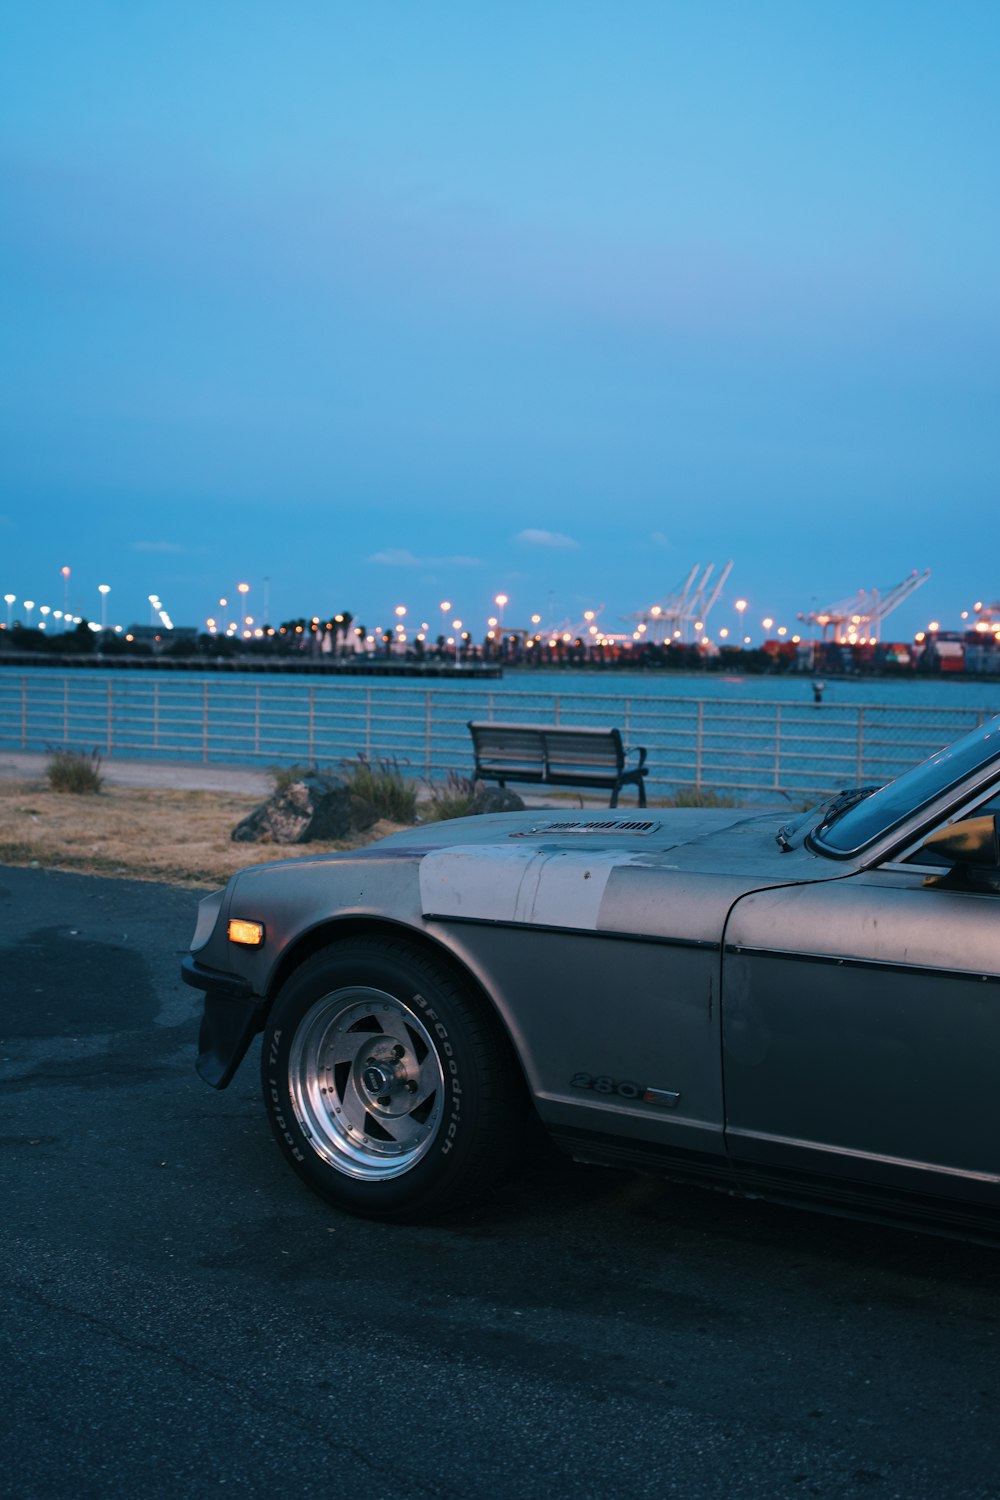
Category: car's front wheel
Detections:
[{"x1": 261, "y1": 937, "x2": 523, "y2": 1218}]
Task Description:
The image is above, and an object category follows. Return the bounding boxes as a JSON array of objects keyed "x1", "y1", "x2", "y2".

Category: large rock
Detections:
[
  {"x1": 232, "y1": 772, "x2": 378, "y2": 844},
  {"x1": 470, "y1": 785, "x2": 526, "y2": 815}
]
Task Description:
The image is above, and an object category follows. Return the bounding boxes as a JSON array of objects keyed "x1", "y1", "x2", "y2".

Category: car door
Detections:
[{"x1": 721, "y1": 859, "x2": 1000, "y2": 1213}]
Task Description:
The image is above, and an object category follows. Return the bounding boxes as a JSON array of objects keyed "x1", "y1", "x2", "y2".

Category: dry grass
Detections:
[{"x1": 0, "y1": 778, "x2": 406, "y2": 888}]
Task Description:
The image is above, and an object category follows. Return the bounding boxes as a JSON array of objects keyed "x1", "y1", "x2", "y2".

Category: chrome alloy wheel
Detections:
[{"x1": 287, "y1": 986, "x2": 446, "y2": 1181}]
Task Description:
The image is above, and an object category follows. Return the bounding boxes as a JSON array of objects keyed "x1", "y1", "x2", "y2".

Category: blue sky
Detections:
[{"x1": 2, "y1": 1, "x2": 998, "y2": 643}]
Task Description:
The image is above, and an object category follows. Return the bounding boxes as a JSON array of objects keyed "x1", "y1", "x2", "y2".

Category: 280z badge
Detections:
[{"x1": 570, "y1": 1072, "x2": 680, "y2": 1107}]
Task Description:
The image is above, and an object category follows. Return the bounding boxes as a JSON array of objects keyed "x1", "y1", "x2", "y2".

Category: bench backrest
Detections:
[
  {"x1": 542, "y1": 726, "x2": 624, "y2": 771},
  {"x1": 469, "y1": 721, "x2": 625, "y2": 772},
  {"x1": 469, "y1": 722, "x2": 547, "y2": 770}
]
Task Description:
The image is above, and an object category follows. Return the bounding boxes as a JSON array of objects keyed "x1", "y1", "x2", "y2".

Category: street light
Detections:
[
  {"x1": 3, "y1": 593, "x2": 14, "y2": 628},
  {"x1": 238, "y1": 582, "x2": 250, "y2": 626},
  {"x1": 61, "y1": 566, "x2": 71, "y2": 628},
  {"x1": 98, "y1": 584, "x2": 110, "y2": 631},
  {"x1": 453, "y1": 619, "x2": 463, "y2": 666},
  {"x1": 24, "y1": 600, "x2": 35, "y2": 627},
  {"x1": 495, "y1": 593, "x2": 508, "y2": 630}
]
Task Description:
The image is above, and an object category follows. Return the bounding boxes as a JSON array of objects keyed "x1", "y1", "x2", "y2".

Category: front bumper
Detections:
[{"x1": 182, "y1": 955, "x2": 265, "y2": 1089}]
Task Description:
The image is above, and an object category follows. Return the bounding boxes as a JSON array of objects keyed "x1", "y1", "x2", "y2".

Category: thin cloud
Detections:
[
  {"x1": 370, "y1": 549, "x2": 483, "y2": 567},
  {"x1": 651, "y1": 531, "x2": 671, "y2": 549},
  {"x1": 516, "y1": 529, "x2": 580, "y2": 551},
  {"x1": 369, "y1": 548, "x2": 421, "y2": 566},
  {"x1": 132, "y1": 540, "x2": 186, "y2": 554}
]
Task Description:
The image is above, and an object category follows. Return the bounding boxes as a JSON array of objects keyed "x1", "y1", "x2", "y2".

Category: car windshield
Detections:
[{"x1": 810, "y1": 715, "x2": 1000, "y2": 857}]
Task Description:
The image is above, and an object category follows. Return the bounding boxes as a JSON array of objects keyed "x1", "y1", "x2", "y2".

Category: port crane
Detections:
[
  {"x1": 624, "y1": 562, "x2": 734, "y2": 643},
  {"x1": 799, "y1": 568, "x2": 931, "y2": 643},
  {"x1": 527, "y1": 605, "x2": 610, "y2": 644}
]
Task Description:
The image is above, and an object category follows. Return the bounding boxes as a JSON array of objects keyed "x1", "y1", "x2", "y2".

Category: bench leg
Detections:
[{"x1": 610, "y1": 780, "x2": 647, "y2": 810}]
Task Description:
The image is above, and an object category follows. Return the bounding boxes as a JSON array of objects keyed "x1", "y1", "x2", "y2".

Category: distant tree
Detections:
[{"x1": 64, "y1": 619, "x2": 97, "y2": 654}]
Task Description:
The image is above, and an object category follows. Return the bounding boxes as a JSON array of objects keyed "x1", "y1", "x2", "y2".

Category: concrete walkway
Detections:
[
  {"x1": 0, "y1": 750, "x2": 275, "y2": 795},
  {"x1": 0, "y1": 750, "x2": 609, "y2": 808},
  {"x1": 0, "y1": 748, "x2": 774, "y2": 813}
]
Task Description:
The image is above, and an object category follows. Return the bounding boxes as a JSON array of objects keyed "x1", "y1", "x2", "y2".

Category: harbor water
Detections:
[{"x1": 3, "y1": 665, "x2": 1000, "y2": 801}]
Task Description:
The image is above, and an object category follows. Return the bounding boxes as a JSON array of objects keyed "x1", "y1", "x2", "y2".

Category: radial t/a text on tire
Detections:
[{"x1": 261, "y1": 936, "x2": 523, "y2": 1219}]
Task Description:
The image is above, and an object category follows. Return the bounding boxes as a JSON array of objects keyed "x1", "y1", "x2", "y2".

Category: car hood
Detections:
[
  {"x1": 374, "y1": 805, "x2": 772, "y2": 857},
  {"x1": 209, "y1": 804, "x2": 853, "y2": 991},
  {"x1": 375, "y1": 806, "x2": 851, "y2": 942}
]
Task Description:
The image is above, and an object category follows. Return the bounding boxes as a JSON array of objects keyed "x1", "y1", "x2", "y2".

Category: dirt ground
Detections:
[{"x1": 0, "y1": 778, "x2": 405, "y2": 888}]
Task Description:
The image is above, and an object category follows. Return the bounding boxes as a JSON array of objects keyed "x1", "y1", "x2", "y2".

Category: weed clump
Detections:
[
  {"x1": 666, "y1": 787, "x2": 737, "y2": 808},
  {"x1": 269, "y1": 762, "x2": 318, "y2": 793},
  {"x1": 47, "y1": 747, "x2": 103, "y2": 795},
  {"x1": 422, "y1": 771, "x2": 477, "y2": 822},
  {"x1": 340, "y1": 754, "x2": 417, "y2": 824}
]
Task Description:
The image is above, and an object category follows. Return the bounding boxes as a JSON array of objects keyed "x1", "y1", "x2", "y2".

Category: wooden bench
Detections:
[{"x1": 468, "y1": 721, "x2": 648, "y2": 808}]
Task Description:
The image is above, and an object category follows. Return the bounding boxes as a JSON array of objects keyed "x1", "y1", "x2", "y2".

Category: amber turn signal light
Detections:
[{"x1": 228, "y1": 919, "x2": 265, "y2": 947}]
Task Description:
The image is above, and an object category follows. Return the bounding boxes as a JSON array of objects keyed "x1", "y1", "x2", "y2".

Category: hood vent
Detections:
[{"x1": 511, "y1": 819, "x2": 659, "y2": 838}]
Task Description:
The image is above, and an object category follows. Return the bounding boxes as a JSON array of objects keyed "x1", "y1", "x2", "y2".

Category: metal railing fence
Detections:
[{"x1": 1, "y1": 673, "x2": 996, "y2": 802}]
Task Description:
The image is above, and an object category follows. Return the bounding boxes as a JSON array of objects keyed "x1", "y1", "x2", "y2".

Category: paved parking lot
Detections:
[{"x1": 3, "y1": 863, "x2": 1000, "y2": 1499}]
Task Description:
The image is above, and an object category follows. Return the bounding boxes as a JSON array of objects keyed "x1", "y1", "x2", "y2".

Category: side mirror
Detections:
[{"x1": 921, "y1": 813, "x2": 1000, "y2": 869}]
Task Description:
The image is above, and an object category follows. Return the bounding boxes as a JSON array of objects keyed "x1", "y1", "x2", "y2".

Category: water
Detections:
[
  {"x1": 6, "y1": 662, "x2": 1000, "y2": 709},
  {"x1": 3, "y1": 665, "x2": 999, "y2": 798},
  {"x1": 477, "y1": 668, "x2": 1000, "y2": 711}
]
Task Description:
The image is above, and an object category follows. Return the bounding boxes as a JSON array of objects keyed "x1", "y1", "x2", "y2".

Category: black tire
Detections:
[{"x1": 261, "y1": 936, "x2": 524, "y2": 1219}]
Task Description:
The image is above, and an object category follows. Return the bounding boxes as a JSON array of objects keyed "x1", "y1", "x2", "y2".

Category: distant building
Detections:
[{"x1": 124, "y1": 624, "x2": 198, "y2": 651}]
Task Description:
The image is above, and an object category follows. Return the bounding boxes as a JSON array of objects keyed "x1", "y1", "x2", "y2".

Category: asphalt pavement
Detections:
[{"x1": 3, "y1": 864, "x2": 1000, "y2": 1500}]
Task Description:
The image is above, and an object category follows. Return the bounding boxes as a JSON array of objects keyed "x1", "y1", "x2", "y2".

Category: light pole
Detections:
[
  {"x1": 24, "y1": 600, "x2": 35, "y2": 628},
  {"x1": 61, "y1": 566, "x2": 71, "y2": 629},
  {"x1": 453, "y1": 619, "x2": 463, "y2": 667},
  {"x1": 3, "y1": 593, "x2": 13, "y2": 629},
  {"x1": 238, "y1": 582, "x2": 250, "y2": 628},
  {"x1": 439, "y1": 600, "x2": 451, "y2": 658},
  {"x1": 495, "y1": 594, "x2": 509, "y2": 657},
  {"x1": 39, "y1": 605, "x2": 51, "y2": 631},
  {"x1": 98, "y1": 584, "x2": 110, "y2": 631},
  {"x1": 395, "y1": 605, "x2": 407, "y2": 652}
]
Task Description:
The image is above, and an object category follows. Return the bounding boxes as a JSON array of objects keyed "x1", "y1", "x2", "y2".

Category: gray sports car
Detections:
[{"x1": 183, "y1": 716, "x2": 1000, "y2": 1238}]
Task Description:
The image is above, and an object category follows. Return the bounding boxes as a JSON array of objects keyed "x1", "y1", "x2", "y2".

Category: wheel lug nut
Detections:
[
  {"x1": 377, "y1": 1094, "x2": 392, "y2": 1107},
  {"x1": 392, "y1": 1045, "x2": 405, "y2": 1061},
  {"x1": 406, "y1": 1081, "x2": 417, "y2": 1093}
]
